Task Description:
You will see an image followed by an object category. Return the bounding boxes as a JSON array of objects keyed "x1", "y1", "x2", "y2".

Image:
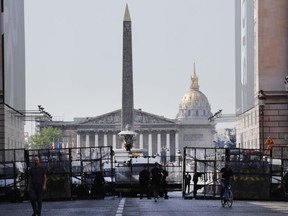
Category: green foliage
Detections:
[{"x1": 29, "y1": 126, "x2": 61, "y2": 149}]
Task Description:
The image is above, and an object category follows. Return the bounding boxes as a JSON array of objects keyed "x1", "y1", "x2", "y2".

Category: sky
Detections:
[{"x1": 24, "y1": 0, "x2": 235, "y2": 130}]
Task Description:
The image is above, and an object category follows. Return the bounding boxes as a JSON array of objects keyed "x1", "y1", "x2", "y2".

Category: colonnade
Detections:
[{"x1": 76, "y1": 130, "x2": 180, "y2": 156}]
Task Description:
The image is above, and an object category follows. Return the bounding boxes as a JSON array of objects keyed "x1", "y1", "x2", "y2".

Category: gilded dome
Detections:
[{"x1": 177, "y1": 64, "x2": 212, "y2": 121}]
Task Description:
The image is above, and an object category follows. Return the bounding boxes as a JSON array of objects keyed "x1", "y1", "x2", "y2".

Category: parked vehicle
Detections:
[{"x1": 0, "y1": 162, "x2": 25, "y2": 202}]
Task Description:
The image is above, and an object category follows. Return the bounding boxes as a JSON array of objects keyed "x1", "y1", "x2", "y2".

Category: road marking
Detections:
[{"x1": 115, "y1": 198, "x2": 126, "y2": 216}]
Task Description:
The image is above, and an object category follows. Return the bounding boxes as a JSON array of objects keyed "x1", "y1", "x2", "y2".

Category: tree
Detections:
[{"x1": 29, "y1": 126, "x2": 61, "y2": 149}]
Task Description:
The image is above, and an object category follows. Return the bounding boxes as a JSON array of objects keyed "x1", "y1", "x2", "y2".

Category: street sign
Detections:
[{"x1": 265, "y1": 136, "x2": 274, "y2": 145}]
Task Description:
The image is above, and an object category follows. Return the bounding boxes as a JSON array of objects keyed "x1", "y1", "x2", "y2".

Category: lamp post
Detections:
[
  {"x1": 118, "y1": 124, "x2": 137, "y2": 152},
  {"x1": 258, "y1": 90, "x2": 266, "y2": 157},
  {"x1": 208, "y1": 109, "x2": 222, "y2": 122}
]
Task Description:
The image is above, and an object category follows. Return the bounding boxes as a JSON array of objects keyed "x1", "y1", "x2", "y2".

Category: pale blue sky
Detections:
[{"x1": 24, "y1": 0, "x2": 235, "y2": 125}]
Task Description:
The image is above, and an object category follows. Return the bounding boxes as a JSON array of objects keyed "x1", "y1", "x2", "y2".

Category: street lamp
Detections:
[
  {"x1": 118, "y1": 124, "x2": 137, "y2": 152},
  {"x1": 258, "y1": 90, "x2": 266, "y2": 156},
  {"x1": 208, "y1": 109, "x2": 222, "y2": 122}
]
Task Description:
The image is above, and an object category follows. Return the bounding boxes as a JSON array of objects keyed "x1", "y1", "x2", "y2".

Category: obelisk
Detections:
[{"x1": 121, "y1": 4, "x2": 134, "y2": 131}]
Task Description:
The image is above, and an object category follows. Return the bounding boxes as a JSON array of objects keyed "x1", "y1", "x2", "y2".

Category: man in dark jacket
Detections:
[
  {"x1": 160, "y1": 166, "x2": 169, "y2": 199},
  {"x1": 139, "y1": 165, "x2": 151, "y2": 199},
  {"x1": 220, "y1": 163, "x2": 235, "y2": 198},
  {"x1": 150, "y1": 162, "x2": 163, "y2": 202},
  {"x1": 184, "y1": 172, "x2": 191, "y2": 194},
  {"x1": 193, "y1": 172, "x2": 201, "y2": 198},
  {"x1": 28, "y1": 156, "x2": 47, "y2": 216}
]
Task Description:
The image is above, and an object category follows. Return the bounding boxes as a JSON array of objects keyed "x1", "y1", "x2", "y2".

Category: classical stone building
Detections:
[{"x1": 43, "y1": 6, "x2": 215, "y2": 157}]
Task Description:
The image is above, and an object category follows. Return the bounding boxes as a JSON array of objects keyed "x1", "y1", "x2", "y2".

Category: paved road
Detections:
[{"x1": 0, "y1": 193, "x2": 287, "y2": 216}]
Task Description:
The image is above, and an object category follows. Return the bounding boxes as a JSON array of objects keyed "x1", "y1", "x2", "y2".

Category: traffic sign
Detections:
[{"x1": 265, "y1": 136, "x2": 274, "y2": 145}]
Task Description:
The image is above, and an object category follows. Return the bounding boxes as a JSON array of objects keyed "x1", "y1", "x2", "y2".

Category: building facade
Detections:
[
  {"x1": 235, "y1": 0, "x2": 288, "y2": 151},
  {"x1": 0, "y1": 0, "x2": 26, "y2": 150}
]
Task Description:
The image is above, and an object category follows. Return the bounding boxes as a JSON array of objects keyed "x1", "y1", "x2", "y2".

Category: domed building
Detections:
[
  {"x1": 177, "y1": 64, "x2": 212, "y2": 123},
  {"x1": 176, "y1": 64, "x2": 216, "y2": 151}
]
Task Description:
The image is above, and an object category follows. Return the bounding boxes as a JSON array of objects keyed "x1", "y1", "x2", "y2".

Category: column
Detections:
[
  {"x1": 85, "y1": 133, "x2": 90, "y2": 148},
  {"x1": 113, "y1": 134, "x2": 117, "y2": 150},
  {"x1": 148, "y1": 133, "x2": 152, "y2": 156},
  {"x1": 175, "y1": 132, "x2": 179, "y2": 153},
  {"x1": 94, "y1": 133, "x2": 99, "y2": 147},
  {"x1": 157, "y1": 132, "x2": 161, "y2": 154},
  {"x1": 139, "y1": 133, "x2": 143, "y2": 149},
  {"x1": 77, "y1": 133, "x2": 80, "y2": 148},
  {"x1": 166, "y1": 132, "x2": 170, "y2": 159},
  {"x1": 104, "y1": 133, "x2": 108, "y2": 146}
]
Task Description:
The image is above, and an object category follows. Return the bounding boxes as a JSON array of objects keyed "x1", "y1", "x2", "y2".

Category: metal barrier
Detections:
[
  {"x1": 0, "y1": 147, "x2": 182, "y2": 200},
  {"x1": 0, "y1": 147, "x2": 114, "y2": 201},
  {"x1": 0, "y1": 149, "x2": 26, "y2": 202},
  {"x1": 183, "y1": 147, "x2": 275, "y2": 200},
  {"x1": 113, "y1": 149, "x2": 182, "y2": 196},
  {"x1": 270, "y1": 145, "x2": 288, "y2": 200},
  {"x1": 3, "y1": 146, "x2": 287, "y2": 201}
]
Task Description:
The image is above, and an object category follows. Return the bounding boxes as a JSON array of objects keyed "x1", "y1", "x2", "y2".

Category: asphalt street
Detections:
[{"x1": 0, "y1": 192, "x2": 287, "y2": 216}]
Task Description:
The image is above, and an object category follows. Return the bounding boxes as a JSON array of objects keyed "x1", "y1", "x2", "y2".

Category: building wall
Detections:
[
  {"x1": 178, "y1": 125, "x2": 214, "y2": 150},
  {"x1": 235, "y1": 0, "x2": 255, "y2": 115},
  {"x1": 3, "y1": 0, "x2": 25, "y2": 110},
  {"x1": 0, "y1": 0, "x2": 25, "y2": 150},
  {"x1": 236, "y1": 0, "x2": 288, "y2": 150},
  {"x1": 258, "y1": 0, "x2": 288, "y2": 91}
]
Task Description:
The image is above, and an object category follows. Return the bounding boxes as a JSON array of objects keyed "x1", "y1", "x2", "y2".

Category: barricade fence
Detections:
[
  {"x1": 0, "y1": 147, "x2": 182, "y2": 201},
  {"x1": 183, "y1": 147, "x2": 288, "y2": 201},
  {"x1": 112, "y1": 152, "x2": 182, "y2": 196},
  {"x1": 0, "y1": 149, "x2": 26, "y2": 202},
  {"x1": 0, "y1": 147, "x2": 113, "y2": 201},
  {"x1": 1, "y1": 146, "x2": 287, "y2": 201}
]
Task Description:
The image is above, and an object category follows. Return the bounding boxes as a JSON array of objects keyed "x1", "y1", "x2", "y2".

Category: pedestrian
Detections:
[
  {"x1": 28, "y1": 156, "x2": 47, "y2": 216},
  {"x1": 193, "y1": 172, "x2": 200, "y2": 198},
  {"x1": 139, "y1": 165, "x2": 151, "y2": 199},
  {"x1": 150, "y1": 162, "x2": 163, "y2": 202},
  {"x1": 184, "y1": 172, "x2": 191, "y2": 194},
  {"x1": 160, "y1": 166, "x2": 169, "y2": 199}
]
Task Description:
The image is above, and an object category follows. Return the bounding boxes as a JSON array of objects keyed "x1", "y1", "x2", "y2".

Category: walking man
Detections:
[
  {"x1": 139, "y1": 165, "x2": 151, "y2": 199},
  {"x1": 28, "y1": 156, "x2": 47, "y2": 216},
  {"x1": 193, "y1": 172, "x2": 200, "y2": 198},
  {"x1": 150, "y1": 162, "x2": 163, "y2": 202},
  {"x1": 160, "y1": 166, "x2": 169, "y2": 199}
]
